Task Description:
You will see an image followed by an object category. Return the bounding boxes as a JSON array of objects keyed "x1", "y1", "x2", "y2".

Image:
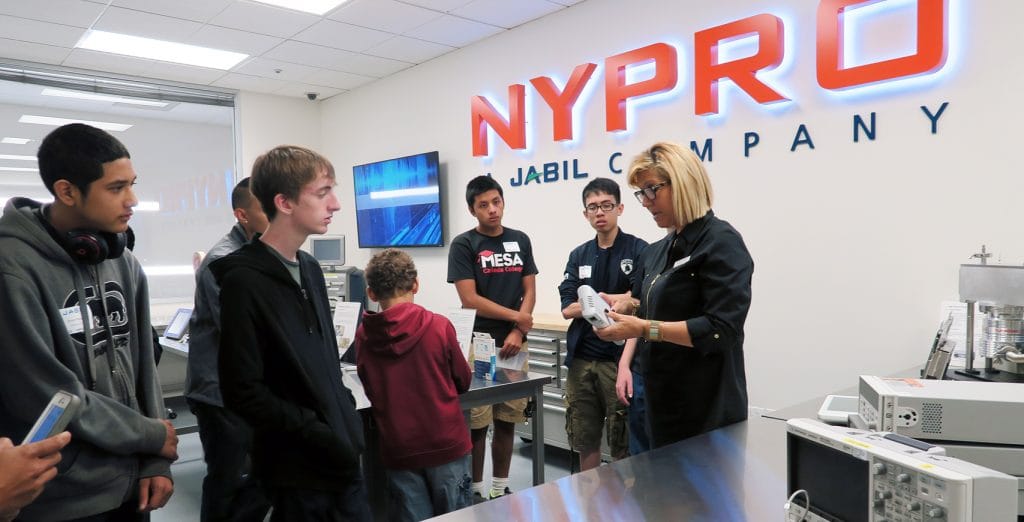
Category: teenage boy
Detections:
[
  {"x1": 0, "y1": 123, "x2": 178, "y2": 520},
  {"x1": 213, "y1": 145, "x2": 367, "y2": 520},
  {"x1": 356, "y1": 248, "x2": 473, "y2": 520},
  {"x1": 558, "y1": 178, "x2": 648, "y2": 469},
  {"x1": 185, "y1": 177, "x2": 270, "y2": 522},
  {"x1": 447, "y1": 175, "x2": 537, "y2": 501}
]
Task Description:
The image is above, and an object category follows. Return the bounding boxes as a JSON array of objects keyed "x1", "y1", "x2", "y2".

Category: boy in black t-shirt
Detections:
[{"x1": 447, "y1": 176, "x2": 537, "y2": 502}]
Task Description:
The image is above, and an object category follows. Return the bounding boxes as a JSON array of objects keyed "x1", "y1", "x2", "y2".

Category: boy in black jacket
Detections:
[{"x1": 212, "y1": 145, "x2": 368, "y2": 520}]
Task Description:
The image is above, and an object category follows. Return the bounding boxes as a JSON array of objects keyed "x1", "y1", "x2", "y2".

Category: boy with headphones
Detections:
[{"x1": 0, "y1": 123, "x2": 178, "y2": 521}]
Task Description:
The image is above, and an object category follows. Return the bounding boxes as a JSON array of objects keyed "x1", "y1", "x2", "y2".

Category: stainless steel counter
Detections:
[
  {"x1": 433, "y1": 414, "x2": 789, "y2": 521},
  {"x1": 459, "y1": 370, "x2": 552, "y2": 485}
]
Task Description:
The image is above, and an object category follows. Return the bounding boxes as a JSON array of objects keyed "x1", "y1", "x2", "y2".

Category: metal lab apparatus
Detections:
[{"x1": 959, "y1": 264, "x2": 1024, "y2": 381}]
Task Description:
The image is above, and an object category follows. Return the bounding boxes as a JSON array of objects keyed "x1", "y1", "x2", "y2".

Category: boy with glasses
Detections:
[{"x1": 558, "y1": 178, "x2": 648, "y2": 468}]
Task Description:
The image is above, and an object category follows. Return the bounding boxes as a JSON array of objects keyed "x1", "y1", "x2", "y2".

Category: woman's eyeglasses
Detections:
[{"x1": 633, "y1": 182, "x2": 670, "y2": 203}]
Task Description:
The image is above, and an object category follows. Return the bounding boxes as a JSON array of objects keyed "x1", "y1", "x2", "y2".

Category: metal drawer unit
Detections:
[{"x1": 517, "y1": 329, "x2": 572, "y2": 452}]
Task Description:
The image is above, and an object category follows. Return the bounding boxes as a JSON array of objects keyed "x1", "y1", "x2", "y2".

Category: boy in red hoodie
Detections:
[{"x1": 355, "y1": 249, "x2": 473, "y2": 520}]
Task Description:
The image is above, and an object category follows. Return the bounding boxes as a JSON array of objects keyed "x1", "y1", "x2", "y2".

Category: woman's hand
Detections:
[{"x1": 594, "y1": 311, "x2": 645, "y2": 342}]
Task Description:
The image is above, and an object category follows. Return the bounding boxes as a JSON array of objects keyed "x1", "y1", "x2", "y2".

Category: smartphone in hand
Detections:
[{"x1": 22, "y1": 390, "x2": 81, "y2": 445}]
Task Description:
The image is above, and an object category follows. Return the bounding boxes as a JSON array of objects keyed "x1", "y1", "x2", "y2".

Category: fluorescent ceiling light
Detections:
[
  {"x1": 0, "y1": 154, "x2": 36, "y2": 161},
  {"x1": 2, "y1": 137, "x2": 31, "y2": 145},
  {"x1": 0, "y1": 167, "x2": 38, "y2": 172},
  {"x1": 41, "y1": 88, "x2": 168, "y2": 108},
  {"x1": 136, "y1": 201, "x2": 160, "y2": 212},
  {"x1": 0, "y1": 180, "x2": 44, "y2": 186},
  {"x1": 251, "y1": 0, "x2": 350, "y2": 15},
  {"x1": 19, "y1": 115, "x2": 132, "y2": 132},
  {"x1": 77, "y1": 30, "x2": 248, "y2": 70},
  {"x1": 142, "y1": 265, "x2": 193, "y2": 276}
]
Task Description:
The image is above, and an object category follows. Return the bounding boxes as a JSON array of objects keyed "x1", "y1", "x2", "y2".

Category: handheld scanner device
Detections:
[{"x1": 578, "y1": 285, "x2": 624, "y2": 346}]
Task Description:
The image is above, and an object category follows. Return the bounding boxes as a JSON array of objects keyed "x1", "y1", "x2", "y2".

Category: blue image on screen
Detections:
[
  {"x1": 29, "y1": 406, "x2": 63, "y2": 443},
  {"x1": 353, "y1": 151, "x2": 443, "y2": 248}
]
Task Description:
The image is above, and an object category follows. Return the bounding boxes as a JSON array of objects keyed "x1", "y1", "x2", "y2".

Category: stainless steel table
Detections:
[
  {"x1": 433, "y1": 414, "x2": 789, "y2": 521},
  {"x1": 461, "y1": 370, "x2": 552, "y2": 485}
]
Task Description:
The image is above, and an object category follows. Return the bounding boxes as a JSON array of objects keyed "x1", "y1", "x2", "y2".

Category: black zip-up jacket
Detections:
[
  {"x1": 211, "y1": 238, "x2": 364, "y2": 492},
  {"x1": 634, "y1": 210, "x2": 753, "y2": 448}
]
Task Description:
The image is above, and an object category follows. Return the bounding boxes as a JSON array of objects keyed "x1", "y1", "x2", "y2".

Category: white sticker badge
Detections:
[
  {"x1": 59, "y1": 306, "x2": 87, "y2": 335},
  {"x1": 503, "y1": 241, "x2": 521, "y2": 253},
  {"x1": 578, "y1": 265, "x2": 592, "y2": 279}
]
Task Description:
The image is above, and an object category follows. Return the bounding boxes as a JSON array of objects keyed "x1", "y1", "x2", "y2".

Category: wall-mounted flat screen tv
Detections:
[{"x1": 353, "y1": 151, "x2": 443, "y2": 248}]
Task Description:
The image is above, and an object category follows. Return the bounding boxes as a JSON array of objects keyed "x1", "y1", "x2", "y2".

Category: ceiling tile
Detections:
[
  {"x1": 327, "y1": 53, "x2": 411, "y2": 78},
  {"x1": 273, "y1": 83, "x2": 343, "y2": 100},
  {"x1": 0, "y1": 38, "x2": 72, "y2": 65},
  {"x1": 365, "y1": 36, "x2": 452, "y2": 63},
  {"x1": 211, "y1": 72, "x2": 289, "y2": 94},
  {"x1": 328, "y1": 0, "x2": 441, "y2": 34},
  {"x1": 263, "y1": 40, "x2": 358, "y2": 70},
  {"x1": 61, "y1": 48, "x2": 153, "y2": 77},
  {"x1": 142, "y1": 62, "x2": 227, "y2": 85},
  {"x1": 208, "y1": 2, "x2": 319, "y2": 39},
  {"x1": 187, "y1": 24, "x2": 283, "y2": 56},
  {"x1": 404, "y1": 14, "x2": 502, "y2": 47},
  {"x1": 302, "y1": 68, "x2": 374, "y2": 90},
  {"x1": 293, "y1": 19, "x2": 393, "y2": 53},
  {"x1": 232, "y1": 57, "x2": 319, "y2": 82},
  {"x1": 453, "y1": 0, "x2": 563, "y2": 29},
  {"x1": 398, "y1": 0, "x2": 475, "y2": 13},
  {"x1": 93, "y1": 7, "x2": 204, "y2": 41},
  {"x1": 109, "y1": 0, "x2": 233, "y2": 23},
  {"x1": 0, "y1": 15, "x2": 86, "y2": 48},
  {"x1": 0, "y1": 0, "x2": 106, "y2": 28}
]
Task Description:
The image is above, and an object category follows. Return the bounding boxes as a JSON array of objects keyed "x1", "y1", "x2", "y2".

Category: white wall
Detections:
[
  {"x1": 237, "y1": 91, "x2": 321, "y2": 178},
  {"x1": 309, "y1": 0, "x2": 1021, "y2": 410}
]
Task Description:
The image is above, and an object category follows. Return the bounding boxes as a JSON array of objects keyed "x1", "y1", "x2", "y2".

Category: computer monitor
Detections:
[{"x1": 309, "y1": 235, "x2": 345, "y2": 266}]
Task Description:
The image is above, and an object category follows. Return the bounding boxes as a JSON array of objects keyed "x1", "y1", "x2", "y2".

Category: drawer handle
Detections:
[
  {"x1": 527, "y1": 348, "x2": 557, "y2": 356},
  {"x1": 542, "y1": 391, "x2": 563, "y2": 401},
  {"x1": 528, "y1": 361, "x2": 557, "y2": 369},
  {"x1": 526, "y1": 335, "x2": 558, "y2": 344},
  {"x1": 544, "y1": 404, "x2": 567, "y2": 414}
]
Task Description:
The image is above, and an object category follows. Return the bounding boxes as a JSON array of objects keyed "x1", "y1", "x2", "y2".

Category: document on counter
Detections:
[
  {"x1": 442, "y1": 308, "x2": 476, "y2": 360},
  {"x1": 333, "y1": 301, "x2": 362, "y2": 355},
  {"x1": 340, "y1": 366, "x2": 371, "y2": 409},
  {"x1": 495, "y1": 350, "x2": 528, "y2": 371}
]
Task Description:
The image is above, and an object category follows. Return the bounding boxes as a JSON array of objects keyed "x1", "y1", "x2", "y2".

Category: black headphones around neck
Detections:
[
  {"x1": 37, "y1": 205, "x2": 127, "y2": 265},
  {"x1": 64, "y1": 229, "x2": 127, "y2": 265}
]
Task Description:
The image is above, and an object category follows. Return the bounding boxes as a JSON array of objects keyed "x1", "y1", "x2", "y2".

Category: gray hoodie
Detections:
[{"x1": 0, "y1": 198, "x2": 170, "y2": 520}]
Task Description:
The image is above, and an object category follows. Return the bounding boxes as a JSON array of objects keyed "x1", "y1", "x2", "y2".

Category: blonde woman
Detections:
[{"x1": 596, "y1": 142, "x2": 754, "y2": 448}]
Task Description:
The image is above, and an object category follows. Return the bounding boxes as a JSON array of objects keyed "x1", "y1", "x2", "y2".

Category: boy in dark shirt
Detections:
[{"x1": 447, "y1": 176, "x2": 537, "y2": 501}]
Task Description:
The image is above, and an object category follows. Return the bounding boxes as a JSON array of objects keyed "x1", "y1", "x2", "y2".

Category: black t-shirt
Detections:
[{"x1": 447, "y1": 227, "x2": 538, "y2": 343}]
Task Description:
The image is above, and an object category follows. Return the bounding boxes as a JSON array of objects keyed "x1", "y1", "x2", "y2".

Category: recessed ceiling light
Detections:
[
  {"x1": 19, "y1": 115, "x2": 132, "y2": 132},
  {"x1": 136, "y1": 201, "x2": 160, "y2": 212},
  {"x1": 251, "y1": 0, "x2": 351, "y2": 16},
  {"x1": 1, "y1": 137, "x2": 31, "y2": 145},
  {"x1": 77, "y1": 30, "x2": 248, "y2": 70},
  {"x1": 0, "y1": 154, "x2": 37, "y2": 161},
  {"x1": 0, "y1": 167, "x2": 38, "y2": 172},
  {"x1": 41, "y1": 88, "x2": 168, "y2": 108}
]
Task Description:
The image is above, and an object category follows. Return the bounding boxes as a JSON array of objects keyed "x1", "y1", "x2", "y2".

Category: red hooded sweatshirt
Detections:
[{"x1": 355, "y1": 302, "x2": 472, "y2": 470}]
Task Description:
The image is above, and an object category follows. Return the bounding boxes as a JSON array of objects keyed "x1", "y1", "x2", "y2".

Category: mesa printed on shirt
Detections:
[{"x1": 478, "y1": 248, "x2": 525, "y2": 274}]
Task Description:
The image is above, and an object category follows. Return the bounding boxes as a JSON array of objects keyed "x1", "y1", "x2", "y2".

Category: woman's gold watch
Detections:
[{"x1": 645, "y1": 320, "x2": 663, "y2": 342}]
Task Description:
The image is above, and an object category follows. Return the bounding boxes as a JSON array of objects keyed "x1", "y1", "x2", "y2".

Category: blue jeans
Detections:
[
  {"x1": 386, "y1": 455, "x2": 472, "y2": 521},
  {"x1": 628, "y1": 372, "x2": 651, "y2": 456}
]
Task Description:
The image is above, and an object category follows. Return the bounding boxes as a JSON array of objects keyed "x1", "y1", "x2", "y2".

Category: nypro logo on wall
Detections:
[{"x1": 471, "y1": 0, "x2": 950, "y2": 158}]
